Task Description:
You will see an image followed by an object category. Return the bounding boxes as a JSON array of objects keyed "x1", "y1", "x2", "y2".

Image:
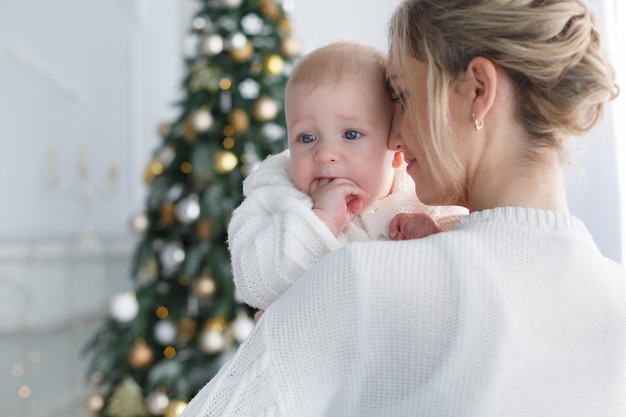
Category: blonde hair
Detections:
[
  {"x1": 287, "y1": 41, "x2": 389, "y2": 92},
  {"x1": 388, "y1": 0, "x2": 618, "y2": 194}
]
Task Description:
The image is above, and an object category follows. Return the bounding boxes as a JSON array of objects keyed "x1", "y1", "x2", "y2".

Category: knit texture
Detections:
[
  {"x1": 183, "y1": 206, "x2": 626, "y2": 417},
  {"x1": 228, "y1": 149, "x2": 466, "y2": 309}
]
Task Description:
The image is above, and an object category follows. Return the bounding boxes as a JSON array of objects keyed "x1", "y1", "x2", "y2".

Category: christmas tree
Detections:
[{"x1": 81, "y1": 1, "x2": 299, "y2": 416}]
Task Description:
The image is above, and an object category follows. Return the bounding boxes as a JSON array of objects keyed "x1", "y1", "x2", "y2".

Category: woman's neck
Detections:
[{"x1": 466, "y1": 146, "x2": 569, "y2": 214}]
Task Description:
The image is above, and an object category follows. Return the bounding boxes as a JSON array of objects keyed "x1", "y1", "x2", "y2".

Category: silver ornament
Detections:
[
  {"x1": 175, "y1": 195, "x2": 201, "y2": 224},
  {"x1": 146, "y1": 391, "x2": 170, "y2": 416},
  {"x1": 156, "y1": 145, "x2": 176, "y2": 167},
  {"x1": 219, "y1": 0, "x2": 243, "y2": 8},
  {"x1": 217, "y1": 16, "x2": 237, "y2": 31},
  {"x1": 165, "y1": 184, "x2": 184, "y2": 201},
  {"x1": 159, "y1": 243, "x2": 185, "y2": 275},
  {"x1": 153, "y1": 320, "x2": 177, "y2": 345}
]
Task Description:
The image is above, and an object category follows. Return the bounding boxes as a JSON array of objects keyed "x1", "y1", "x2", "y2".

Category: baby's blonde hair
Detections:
[
  {"x1": 287, "y1": 41, "x2": 389, "y2": 93},
  {"x1": 388, "y1": 0, "x2": 618, "y2": 195}
]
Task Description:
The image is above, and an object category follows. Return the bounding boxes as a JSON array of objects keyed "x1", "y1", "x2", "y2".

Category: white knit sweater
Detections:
[
  {"x1": 228, "y1": 149, "x2": 464, "y2": 310},
  {"x1": 183, "y1": 207, "x2": 626, "y2": 417}
]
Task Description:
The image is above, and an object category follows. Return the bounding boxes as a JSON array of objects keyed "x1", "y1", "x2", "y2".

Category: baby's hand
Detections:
[
  {"x1": 310, "y1": 178, "x2": 368, "y2": 236},
  {"x1": 389, "y1": 212, "x2": 442, "y2": 240}
]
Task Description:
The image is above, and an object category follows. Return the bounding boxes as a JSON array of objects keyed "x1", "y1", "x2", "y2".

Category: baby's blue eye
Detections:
[
  {"x1": 299, "y1": 133, "x2": 316, "y2": 144},
  {"x1": 343, "y1": 130, "x2": 361, "y2": 140}
]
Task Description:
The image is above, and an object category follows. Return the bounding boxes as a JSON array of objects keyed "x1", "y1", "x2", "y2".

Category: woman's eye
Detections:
[
  {"x1": 299, "y1": 133, "x2": 316, "y2": 144},
  {"x1": 391, "y1": 89, "x2": 408, "y2": 109},
  {"x1": 343, "y1": 130, "x2": 361, "y2": 140}
]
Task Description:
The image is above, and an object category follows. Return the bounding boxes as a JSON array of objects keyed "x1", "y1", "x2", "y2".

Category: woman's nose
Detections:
[{"x1": 388, "y1": 113, "x2": 404, "y2": 150}]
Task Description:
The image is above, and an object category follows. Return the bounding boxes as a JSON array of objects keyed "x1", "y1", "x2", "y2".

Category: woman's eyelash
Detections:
[{"x1": 391, "y1": 90, "x2": 408, "y2": 104}]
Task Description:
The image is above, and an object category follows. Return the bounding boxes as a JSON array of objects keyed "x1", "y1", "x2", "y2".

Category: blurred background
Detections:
[{"x1": 0, "y1": 0, "x2": 623, "y2": 416}]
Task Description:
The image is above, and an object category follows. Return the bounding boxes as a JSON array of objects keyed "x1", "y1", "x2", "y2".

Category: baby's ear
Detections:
[{"x1": 391, "y1": 150, "x2": 404, "y2": 168}]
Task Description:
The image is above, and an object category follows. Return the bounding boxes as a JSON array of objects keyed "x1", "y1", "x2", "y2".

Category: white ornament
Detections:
[
  {"x1": 110, "y1": 292, "x2": 139, "y2": 323},
  {"x1": 232, "y1": 313, "x2": 255, "y2": 342},
  {"x1": 200, "y1": 34, "x2": 224, "y2": 56},
  {"x1": 239, "y1": 78, "x2": 260, "y2": 99},
  {"x1": 190, "y1": 108, "x2": 213, "y2": 132},
  {"x1": 262, "y1": 122, "x2": 286, "y2": 141},
  {"x1": 241, "y1": 13, "x2": 264, "y2": 35},
  {"x1": 199, "y1": 329, "x2": 227, "y2": 354},
  {"x1": 153, "y1": 320, "x2": 177, "y2": 345},
  {"x1": 129, "y1": 211, "x2": 148, "y2": 235},
  {"x1": 228, "y1": 32, "x2": 247, "y2": 50},
  {"x1": 192, "y1": 16, "x2": 208, "y2": 31}
]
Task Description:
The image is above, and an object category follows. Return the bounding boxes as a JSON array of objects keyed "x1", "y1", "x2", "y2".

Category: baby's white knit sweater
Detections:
[
  {"x1": 228, "y1": 149, "x2": 461, "y2": 309},
  {"x1": 183, "y1": 206, "x2": 626, "y2": 417}
]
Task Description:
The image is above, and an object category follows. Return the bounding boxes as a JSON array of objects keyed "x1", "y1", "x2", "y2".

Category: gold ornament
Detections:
[
  {"x1": 258, "y1": 0, "x2": 280, "y2": 20},
  {"x1": 182, "y1": 120, "x2": 197, "y2": 142},
  {"x1": 128, "y1": 339, "x2": 154, "y2": 369},
  {"x1": 228, "y1": 109, "x2": 250, "y2": 134},
  {"x1": 143, "y1": 160, "x2": 164, "y2": 185},
  {"x1": 213, "y1": 150, "x2": 238, "y2": 174},
  {"x1": 176, "y1": 318, "x2": 198, "y2": 343},
  {"x1": 180, "y1": 161, "x2": 192, "y2": 174},
  {"x1": 278, "y1": 18, "x2": 292, "y2": 34},
  {"x1": 190, "y1": 66, "x2": 220, "y2": 92},
  {"x1": 230, "y1": 40, "x2": 254, "y2": 63},
  {"x1": 195, "y1": 219, "x2": 214, "y2": 239},
  {"x1": 105, "y1": 376, "x2": 147, "y2": 417},
  {"x1": 263, "y1": 55, "x2": 284, "y2": 76},
  {"x1": 280, "y1": 36, "x2": 300, "y2": 57},
  {"x1": 84, "y1": 393, "x2": 105, "y2": 413},
  {"x1": 192, "y1": 274, "x2": 217, "y2": 298},
  {"x1": 252, "y1": 96, "x2": 279, "y2": 122},
  {"x1": 164, "y1": 400, "x2": 187, "y2": 417},
  {"x1": 160, "y1": 202, "x2": 176, "y2": 227}
]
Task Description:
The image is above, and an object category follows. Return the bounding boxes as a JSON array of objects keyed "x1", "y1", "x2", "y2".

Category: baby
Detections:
[{"x1": 228, "y1": 41, "x2": 466, "y2": 310}]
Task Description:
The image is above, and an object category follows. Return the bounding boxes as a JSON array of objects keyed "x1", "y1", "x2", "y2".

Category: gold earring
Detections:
[{"x1": 471, "y1": 113, "x2": 484, "y2": 131}]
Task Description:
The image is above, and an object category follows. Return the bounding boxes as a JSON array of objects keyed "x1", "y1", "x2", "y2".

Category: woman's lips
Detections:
[{"x1": 405, "y1": 157, "x2": 417, "y2": 171}]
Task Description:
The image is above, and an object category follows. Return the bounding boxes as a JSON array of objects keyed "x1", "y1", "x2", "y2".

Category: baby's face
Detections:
[{"x1": 285, "y1": 76, "x2": 399, "y2": 212}]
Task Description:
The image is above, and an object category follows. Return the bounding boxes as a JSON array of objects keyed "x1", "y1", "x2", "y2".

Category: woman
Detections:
[{"x1": 180, "y1": 1, "x2": 626, "y2": 415}]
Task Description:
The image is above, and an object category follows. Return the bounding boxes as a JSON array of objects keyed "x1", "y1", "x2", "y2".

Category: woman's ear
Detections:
[
  {"x1": 391, "y1": 150, "x2": 404, "y2": 168},
  {"x1": 465, "y1": 56, "x2": 498, "y2": 122}
]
